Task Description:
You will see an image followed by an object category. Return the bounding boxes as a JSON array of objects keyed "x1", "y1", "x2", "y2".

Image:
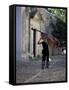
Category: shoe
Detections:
[
  {"x1": 46, "y1": 63, "x2": 49, "y2": 69},
  {"x1": 42, "y1": 66, "x2": 44, "y2": 69},
  {"x1": 46, "y1": 65, "x2": 49, "y2": 69}
]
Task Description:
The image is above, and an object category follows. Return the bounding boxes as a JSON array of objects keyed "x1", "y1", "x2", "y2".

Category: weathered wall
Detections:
[
  {"x1": 16, "y1": 6, "x2": 22, "y2": 61},
  {"x1": 16, "y1": 7, "x2": 62, "y2": 61}
]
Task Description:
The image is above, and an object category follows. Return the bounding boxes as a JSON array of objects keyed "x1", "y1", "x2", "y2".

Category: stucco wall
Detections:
[{"x1": 16, "y1": 7, "x2": 62, "y2": 61}]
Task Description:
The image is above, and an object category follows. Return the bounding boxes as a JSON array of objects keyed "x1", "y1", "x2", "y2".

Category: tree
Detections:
[
  {"x1": 47, "y1": 8, "x2": 66, "y2": 23},
  {"x1": 47, "y1": 8, "x2": 67, "y2": 47}
]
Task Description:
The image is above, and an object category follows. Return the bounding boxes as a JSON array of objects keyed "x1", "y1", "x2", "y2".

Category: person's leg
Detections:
[
  {"x1": 42, "y1": 54, "x2": 45, "y2": 69},
  {"x1": 46, "y1": 54, "x2": 49, "y2": 68}
]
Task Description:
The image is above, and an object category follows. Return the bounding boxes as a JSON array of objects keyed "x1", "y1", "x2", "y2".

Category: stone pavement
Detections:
[{"x1": 16, "y1": 55, "x2": 66, "y2": 83}]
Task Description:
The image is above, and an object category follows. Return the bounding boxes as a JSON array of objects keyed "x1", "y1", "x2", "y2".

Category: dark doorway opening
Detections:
[{"x1": 33, "y1": 30, "x2": 36, "y2": 57}]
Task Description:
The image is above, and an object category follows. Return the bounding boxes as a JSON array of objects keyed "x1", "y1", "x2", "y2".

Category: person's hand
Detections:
[
  {"x1": 39, "y1": 37, "x2": 41, "y2": 39},
  {"x1": 37, "y1": 39, "x2": 44, "y2": 44},
  {"x1": 37, "y1": 42, "x2": 39, "y2": 44}
]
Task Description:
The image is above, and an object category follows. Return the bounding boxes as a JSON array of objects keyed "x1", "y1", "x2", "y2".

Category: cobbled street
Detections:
[{"x1": 16, "y1": 55, "x2": 66, "y2": 83}]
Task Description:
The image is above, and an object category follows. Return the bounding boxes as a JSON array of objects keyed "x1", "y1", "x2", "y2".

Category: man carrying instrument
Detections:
[
  {"x1": 37, "y1": 33, "x2": 49, "y2": 69},
  {"x1": 32, "y1": 28, "x2": 60, "y2": 70}
]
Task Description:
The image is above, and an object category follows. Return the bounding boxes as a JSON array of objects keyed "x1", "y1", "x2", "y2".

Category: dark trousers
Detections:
[{"x1": 42, "y1": 54, "x2": 49, "y2": 69}]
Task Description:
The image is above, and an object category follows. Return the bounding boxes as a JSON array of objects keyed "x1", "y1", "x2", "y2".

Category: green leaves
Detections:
[
  {"x1": 47, "y1": 8, "x2": 67, "y2": 47},
  {"x1": 47, "y1": 8, "x2": 66, "y2": 23}
]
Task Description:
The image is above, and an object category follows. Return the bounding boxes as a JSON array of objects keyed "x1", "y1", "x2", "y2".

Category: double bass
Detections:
[{"x1": 31, "y1": 28, "x2": 60, "y2": 48}]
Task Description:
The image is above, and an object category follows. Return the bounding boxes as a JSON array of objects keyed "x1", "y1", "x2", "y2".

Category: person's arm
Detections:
[{"x1": 37, "y1": 38, "x2": 43, "y2": 44}]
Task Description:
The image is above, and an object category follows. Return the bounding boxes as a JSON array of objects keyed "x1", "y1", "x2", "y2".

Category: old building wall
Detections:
[
  {"x1": 30, "y1": 8, "x2": 61, "y2": 57},
  {"x1": 16, "y1": 7, "x2": 62, "y2": 61},
  {"x1": 16, "y1": 6, "x2": 22, "y2": 61},
  {"x1": 21, "y1": 7, "x2": 31, "y2": 59}
]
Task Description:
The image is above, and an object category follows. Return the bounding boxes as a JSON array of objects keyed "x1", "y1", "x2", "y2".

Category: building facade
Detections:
[{"x1": 16, "y1": 7, "x2": 62, "y2": 61}]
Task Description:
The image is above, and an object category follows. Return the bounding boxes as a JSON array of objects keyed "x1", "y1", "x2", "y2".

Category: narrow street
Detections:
[{"x1": 16, "y1": 55, "x2": 66, "y2": 83}]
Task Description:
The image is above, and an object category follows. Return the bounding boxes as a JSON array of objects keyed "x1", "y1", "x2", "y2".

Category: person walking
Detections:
[{"x1": 38, "y1": 33, "x2": 49, "y2": 69}]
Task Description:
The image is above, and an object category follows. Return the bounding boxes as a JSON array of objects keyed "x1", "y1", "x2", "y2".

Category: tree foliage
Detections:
[
  {"x1": 47, "y1": 8, "x2": 66, "y2": 23},
  {"x1": 47, "y1": 8, "x2": 67, "y2": 47}
]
